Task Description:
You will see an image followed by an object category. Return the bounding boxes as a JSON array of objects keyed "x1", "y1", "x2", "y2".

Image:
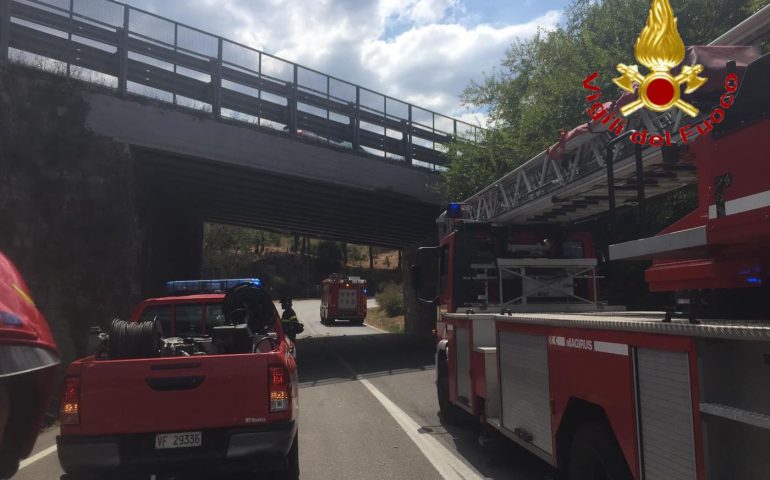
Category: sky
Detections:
[{"x1": 120, "y1": 0, "x2": 573, "y2": 126}]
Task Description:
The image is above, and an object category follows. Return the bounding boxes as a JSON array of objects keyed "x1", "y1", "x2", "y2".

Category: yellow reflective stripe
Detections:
[{"x1": 11, "y1": 283, "x2": 35, "y2": 307}]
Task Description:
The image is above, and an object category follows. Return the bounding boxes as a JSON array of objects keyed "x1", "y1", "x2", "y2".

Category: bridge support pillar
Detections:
[
  {"x1": 0, "y1": 66, "x2": 145, "y2": 365},
  {"x1": 141, "y1": 208, "x2": 203, "y2": 298}
]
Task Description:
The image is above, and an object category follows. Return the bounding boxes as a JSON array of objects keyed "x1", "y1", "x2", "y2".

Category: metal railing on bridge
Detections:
[{"x1": 0, "y1": 0, "x2": 483, "y2": 170}]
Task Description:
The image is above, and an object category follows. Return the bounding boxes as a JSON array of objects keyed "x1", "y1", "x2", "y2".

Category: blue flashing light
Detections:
[
  {"x1": 747, "y1": 277, "x2": 762, "y2": 284},
  {"x1": 165, "y1": 278, "x2": 262, "y2": 293},
  {"x1": 446, "y1": 202, "x2": 463, "y2": 219}
]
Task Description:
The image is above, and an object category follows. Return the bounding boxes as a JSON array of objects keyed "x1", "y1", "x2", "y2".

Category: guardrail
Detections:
[{"x1": 0, "y1": 0, "x2": 483, "y2": 170}]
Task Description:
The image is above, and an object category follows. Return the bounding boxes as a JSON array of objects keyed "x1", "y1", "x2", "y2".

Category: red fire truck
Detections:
[
  {"x1": 412, "y1": 10, "x2": 770, "y2": 480},
  {"x1": 320, "y1": 274, "x2": 367, "y2": 325}
]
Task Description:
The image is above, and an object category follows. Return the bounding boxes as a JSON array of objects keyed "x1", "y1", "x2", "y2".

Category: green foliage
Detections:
[
  {"x1": 375, "y1": 282, "x2": 405, "y2": 317},
  {"x1": 442, "y1": 0, "x2": 768, "y2": 201},
  {"x1": 203, "y1": 223, "x2": 274, "y2": 258},
  {"x1": 201, "y1": 223, "x2": 402, "y2": 299}
]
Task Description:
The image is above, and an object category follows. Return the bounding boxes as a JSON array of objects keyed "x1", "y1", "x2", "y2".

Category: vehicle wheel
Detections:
[
  {"x1": 436, "y1": 355, "x2": 467, "y2": 425},
  {"x1": 566, "y1": 423, "x2": 632, "y2": 480},
  {"x1": 0, "y1": 454, "x2": 19, "y2": 480},
  {"x1": 277, "y1": 434, "x2": 299, "y2": 480}
]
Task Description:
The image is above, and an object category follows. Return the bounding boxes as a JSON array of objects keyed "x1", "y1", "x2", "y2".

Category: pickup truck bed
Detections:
[{"x1": 57, "y1": 286, "x2": 299, "y2": 479}]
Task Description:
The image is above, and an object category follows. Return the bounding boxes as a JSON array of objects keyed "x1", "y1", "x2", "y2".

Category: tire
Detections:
[
  {"x1": 566, "y1": 423, "x2": 632, "y2": 480},
  {"x1": 0, "y1": 454, "x2": 19, "y2": 479},
  {"x1": 277, "y1": 434, "x2": 299, "y2": 480},
  {"x1": 436, "y1": 355, "x2": 467, "y2": 425}
]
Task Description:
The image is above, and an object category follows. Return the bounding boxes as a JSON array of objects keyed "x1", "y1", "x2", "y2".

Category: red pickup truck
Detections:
[{"x1": 56, "y1": 279, "x2": 300, "y2": 479}]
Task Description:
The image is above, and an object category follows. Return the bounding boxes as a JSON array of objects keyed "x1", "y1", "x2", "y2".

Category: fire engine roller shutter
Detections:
[
  {"x1": 499, "y1": 331, "x2": 552, "y2": 455},
  {"x1": 338, "y1": 289, "x2": 357, "y2": 312},
  {"x1": 636, "y1": 348, "x2": 697, "y2": 480},
  {"x1": 455, "y1": 325, "x2": 472, "y2": 407}
]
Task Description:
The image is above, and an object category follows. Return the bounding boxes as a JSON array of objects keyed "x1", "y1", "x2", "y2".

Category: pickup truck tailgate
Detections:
[{"x1": 78, "y1": 354, "x2": 272, "y2": 435}]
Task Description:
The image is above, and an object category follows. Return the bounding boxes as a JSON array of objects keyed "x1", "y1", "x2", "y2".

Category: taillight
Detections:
[
  {"x1": 61, "y1": 377, "x2": 80, "y2": 425},
  {"x1": 269, "y1": 367, "x2": 290, "y2": 412}
]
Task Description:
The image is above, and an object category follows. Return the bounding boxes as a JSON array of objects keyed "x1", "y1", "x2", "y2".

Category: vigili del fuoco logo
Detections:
[{"x1": 582, "y1": 0, "x2": 739, "y2": 146}]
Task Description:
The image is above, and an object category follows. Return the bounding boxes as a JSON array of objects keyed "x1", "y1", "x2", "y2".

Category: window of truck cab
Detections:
[{"x1": 139, "y1": 302, "x2": 226, "y2": 336}]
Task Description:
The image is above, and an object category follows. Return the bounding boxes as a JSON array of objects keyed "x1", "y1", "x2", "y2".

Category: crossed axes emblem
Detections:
[{"x1": 613, "y1": 63, "x2": 707, "y2": 117}]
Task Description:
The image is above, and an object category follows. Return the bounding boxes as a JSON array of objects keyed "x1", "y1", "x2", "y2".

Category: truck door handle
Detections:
[{"x1": 145, "y1": 376, "x2": 205, "y2": 391}]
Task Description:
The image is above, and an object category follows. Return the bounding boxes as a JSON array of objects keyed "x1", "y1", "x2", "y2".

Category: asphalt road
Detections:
[{"x1": 15, "y1": 299, "x2": 553, "y2": 480}]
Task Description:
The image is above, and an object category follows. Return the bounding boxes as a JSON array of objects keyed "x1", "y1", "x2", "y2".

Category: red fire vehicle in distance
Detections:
[
  {"x1": 56, "y1": 279, "x2": 301, "y2": 480},
  {"x1": 320, "y1": 274, "x2": 367, "y2": 325}
]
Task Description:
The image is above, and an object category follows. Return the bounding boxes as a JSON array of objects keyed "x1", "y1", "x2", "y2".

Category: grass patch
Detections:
[
  {"x1": 375, "y1": 282, "x2": 404, "y2": 316},
  {"x1": 365, "y1": 307, "x2": 404, "y2": 334}
]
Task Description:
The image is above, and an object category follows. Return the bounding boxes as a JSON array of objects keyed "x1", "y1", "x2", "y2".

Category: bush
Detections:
[{"x1": 376, "y1": 282, "x2": 405, "y2": 317}]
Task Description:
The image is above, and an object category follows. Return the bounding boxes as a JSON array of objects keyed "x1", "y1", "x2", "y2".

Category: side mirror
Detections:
[{"x1": 413, "y1": 246, "x2": 440, "y2": 304}]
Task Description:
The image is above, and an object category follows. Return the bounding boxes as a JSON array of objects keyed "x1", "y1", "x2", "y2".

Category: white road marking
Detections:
[
  {"x1": 330, "y1": 347, "x2": 485, "y2": 480},
  {"x1": 358, "y1": 377, "x2": 486, "y2": 480},
  {"x1": 18, "y1": 444, "x2": 57, "y2": 469},
  {"x1": 364, "y1": 323, "x2": 389, "y2": 334}
]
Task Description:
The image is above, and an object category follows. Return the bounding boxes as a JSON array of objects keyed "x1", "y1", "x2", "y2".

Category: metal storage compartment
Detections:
[
  {"x1": 498, "y1": 331, "x2": 552, "y2": 456},
  {"x1": 696, "y1": 339, "x2": 770, "y2": 480},
  {"x1": 635, "y1": 348, "x2": 697, "y2": 480},
  {"x1": 454, "y1": 324, "x2": 472, "y2": 407}
]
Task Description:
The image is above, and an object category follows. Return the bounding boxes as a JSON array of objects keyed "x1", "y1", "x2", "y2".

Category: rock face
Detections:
[{"x1": 0, "y1": 65, "x2": 145, "y2": 364}]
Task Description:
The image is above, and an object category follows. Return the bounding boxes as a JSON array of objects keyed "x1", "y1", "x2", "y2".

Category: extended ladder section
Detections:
[{"x1": 462, "y1": 5, "x2": 770, "y2": 225}]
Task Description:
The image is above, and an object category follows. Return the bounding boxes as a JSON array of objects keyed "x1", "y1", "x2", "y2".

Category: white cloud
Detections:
[{"x1": 122, "y1": 0, "x2": 562, "y2": 126}]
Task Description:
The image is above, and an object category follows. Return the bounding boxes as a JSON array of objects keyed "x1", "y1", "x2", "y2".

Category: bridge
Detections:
[{"x1": 0, "y1": 0, "x2": 482, "y2": 247}]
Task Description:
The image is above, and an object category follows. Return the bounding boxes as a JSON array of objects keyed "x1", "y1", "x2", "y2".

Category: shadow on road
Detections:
[
  {"x1": 295, "y1": 331, "x2": 554, "y2": 479},
  {"x1": 296, "y1": 332, "x2": 434, "y2": 387},
  {"x1": 437, "y1": 416, "x2": 556, "y2": 480}
]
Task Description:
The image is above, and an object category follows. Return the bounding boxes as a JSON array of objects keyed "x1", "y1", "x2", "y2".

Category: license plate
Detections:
[{"x1": 155, "y1": 431, "x2": 202, "y2": 449}]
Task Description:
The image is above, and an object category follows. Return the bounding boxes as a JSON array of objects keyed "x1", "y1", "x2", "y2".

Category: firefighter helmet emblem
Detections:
[{"x1": 613, "y1": 0, "x2": 707, "y2": 117}]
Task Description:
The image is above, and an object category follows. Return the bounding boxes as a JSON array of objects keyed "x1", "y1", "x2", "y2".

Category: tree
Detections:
[
  {"x1": 442, "y1": 0, "x2": 768, "y2": 201},
  {"x1": 203, "y1": 223, "x2": 256, "y2": 257}
]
